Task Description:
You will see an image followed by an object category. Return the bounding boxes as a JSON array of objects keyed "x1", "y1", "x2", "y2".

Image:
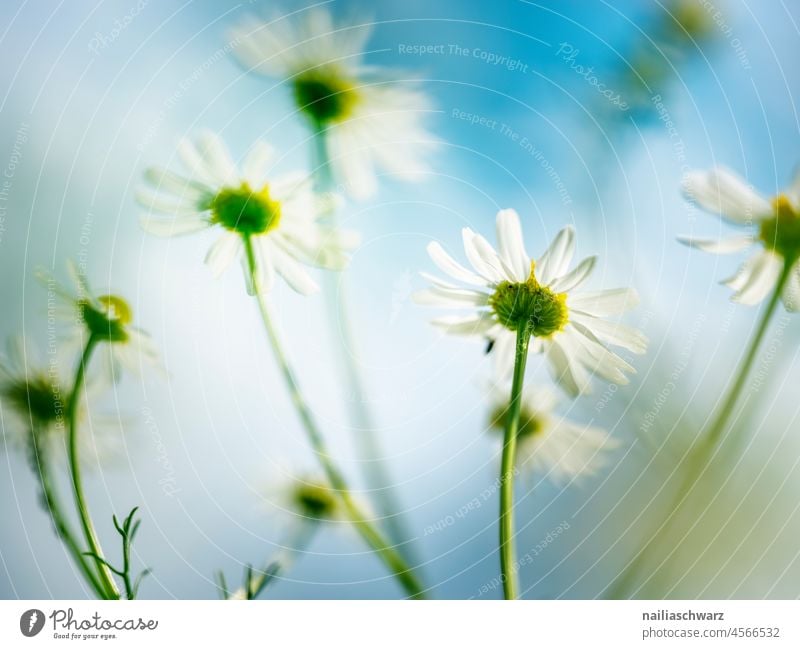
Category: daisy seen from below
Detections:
[
  {"x1": 415, "y1": 209, "x2": 647, "y2": 397},
  {"x1": 228, "y1": 6, "x2": 437, "y2": 200},
  {"x1": 680, "y1": 166, "x2": 800, "y2": 446},
  {"x1": 680, "y1": 166, "x2": 800, "y2": 308},
  {"x1": 0, "y1": 335, "x2": 130, "y2": 599},
  {"x1": 37, "y1": 261, "x2": 160, "y2": 383},
  {"x1": 36, "y1": 261, "x2": 159, "y2": 599},
  {"x1": 218, "y1": 474, "x2": 344, "y2": 600},
  {"x1": 140, "y1": 133, "x2": 423, "y2": 598},
  {"x1": 488, "y1": 383, "x2": 618, "y2": 485},
  {"x1": 138, "y1": 131, "x2": 358, "y2": 295},
  {"x1": 416, "y1": 208, "x2": 645, "y2": 600}
]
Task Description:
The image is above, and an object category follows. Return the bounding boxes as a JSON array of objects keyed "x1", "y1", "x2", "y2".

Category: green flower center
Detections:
[
  {"x1": 3, "y1": 375, "x2": 63, "y2": 427},
  {"x1": 210, "y1": 183, "x2": 281, "y2": 235},
  {"x1": 489, "y1": 263, "x2": 569, "y2": 336},
  {"x1": 292, "y1": 69, "x2": 359, "y2": 125},
  {"x1": 490, "y1": 405, "x2": 545, "y2": 440},
  {"x1": 293, "y1": 482, "x2": 338, "y2": 520},
  {"x1": 759, "y1": 195, "x2": 800, "y2": 261},
  {"x1": 79, "y1": 295, "x2": 132, "y2": 343}
]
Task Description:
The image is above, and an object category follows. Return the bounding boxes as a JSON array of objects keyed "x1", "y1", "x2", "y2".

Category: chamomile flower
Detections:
[
  {"x1": 138, "y1": 131, "x2": 358, "y2": 294},
  {"x1": 488, "y1": 384, "x2": 618, "y2": 483},
  {"x1": 415, "y1": 209, "x2": 647, "y2": 396},
  {"x1": 228, "y1": 7, "x2": 437, "y2": 200},
  {"x1": 37, "y1": 261, "x2": 160, "y2": 383},
  {"x1": 274, "y1": 473, "x2": 342, "y2": 524},
  {"x1": 680, "y1": 166, "x2": 800, "y2": 309},
  {"x1": 0, "y1": 336, "x2": 123, "y2": 467}
]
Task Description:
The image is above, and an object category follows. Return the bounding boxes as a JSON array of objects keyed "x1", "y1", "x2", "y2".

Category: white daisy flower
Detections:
[
  {"x1": 228, "y1": 7, "x2": 437, "y2": 200},
  {"x1": 36, "y1": 261, "x2": 161, "y2": 383},
  {"x1": 415, "y1": 209, "x2": 647, "y2": 396},
  {"x1": 488, "y1": 384, "x2": 618, "y2": 484},
  {"x1": 138, "y1": 131, "x2": 358, "y2": 295},
  {"x1": 270, "y1": 472, "x2": 342, "y2": 524},
  {"x1": 0, "y1": 336, "x2": 124, "y2": 467},
  {"x1": 680, "y1": 166, "x2": 800, "y2": 309}
]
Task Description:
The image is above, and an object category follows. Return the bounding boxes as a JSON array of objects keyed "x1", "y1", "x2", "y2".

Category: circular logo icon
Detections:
[{"x1": 20, "y1": 609, "x2": 45, "y2": 637}]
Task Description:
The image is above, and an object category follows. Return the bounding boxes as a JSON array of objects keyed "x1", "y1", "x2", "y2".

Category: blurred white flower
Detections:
[
  {"x1": 36, "y1": 261, "x2": 160, "y2": 384},
  {"x1": 488, "y1": 383, "x2": 618, "y2": 484},
  {"x1": 272, "y1": 473, "x2": 342, "y2": 524},
  {"x1": 228, "y1": 7, "x2": 437, "y2": 200},
  {"x1": 138, "y1": 131, "x2": 359, "y2": 295},
  {"x1": 415, "y1": 209, "x2": 647, "y2": 396},
  {"x1": 680, "y1": 166, "x2": 800, "y2": 309},
  {"x1": 0, "y1": 336, "x2": 125, "y2": 467}
]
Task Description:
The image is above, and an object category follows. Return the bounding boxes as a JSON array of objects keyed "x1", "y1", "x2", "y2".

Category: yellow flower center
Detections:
[
  {"x1": 759, "y1": 194, "x2": 800, "y2": 262},
  {"x1": 210, "y1": 183, "x2": 282, "y2": 235},
  {"x1": 292, "y1": 68, "x2": 360, "y2": 125},
  {"x1": 79, "y1": 294, "x2": 132, "y2": 342},
  {"x1": 489, "y1": 262, "x2": 569, "y2": 336}
]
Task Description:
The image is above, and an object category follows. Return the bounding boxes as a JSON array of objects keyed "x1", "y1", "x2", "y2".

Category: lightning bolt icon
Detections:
[{"x1": 28, "y1": 611, "x2": 38, "y2": 632}]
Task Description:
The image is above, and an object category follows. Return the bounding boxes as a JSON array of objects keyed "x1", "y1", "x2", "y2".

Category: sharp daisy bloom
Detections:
[
  {"x1": 488, "y1": 384, "x2": 618, "y2": 484},
  {"x1": 228, "y1": 7, "x2": 437, "y2": 200},
  {"x1": 680, "y1": 166, "x2": 800, "y2": 309},
  {"x1": 37, "y1": 262, "x2": 160, "y2": 383},
  {"x1": 415, "y1": 209, "x2": 647, "y2": 396},
  {"x1": 138, "y1": 131, "x2": 358, "y2": 294}
]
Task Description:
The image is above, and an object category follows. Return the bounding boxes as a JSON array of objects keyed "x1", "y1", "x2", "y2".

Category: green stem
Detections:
[
  {"x1": 705, "y1": 258, "x2": 794, "y2": 448},
  {"x1": 243, "y1": 237, "x2": 426, "y2": 599},
  {"x1": 499, "y1": 322, "x2": 531, "y2": 600},
  {"x1": 29, "y1": 430, "x2": 107, "y2": 598},
  {"x1": 311, "y1": 125, "x2": 418, "y2": 561},
  {"x1": 67, "y1": 337, "x2": 120, "y2": 600},
  {"x1": 607, "y1": 261, "x2": 794, "y2": 599}
]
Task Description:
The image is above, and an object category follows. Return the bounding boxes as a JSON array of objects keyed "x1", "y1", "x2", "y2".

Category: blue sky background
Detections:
[{"x1": 1, "y1": 0, "x2": 800, "y2": 599}]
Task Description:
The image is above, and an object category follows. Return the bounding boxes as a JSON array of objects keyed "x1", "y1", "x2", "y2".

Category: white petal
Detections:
[
  {"x1": 677, "y1": 234, "x2": 754, "y2": 254},
  {"x1": 205, "y1": 232, "x2": 242, "y2": 278},
  {"x1": 495, "y1": 209, "x2": 530, "y2": 281},
  {"x1": 536, "y1": 226, "x2": 575, "y2": 286},
  {"x1": 569, "y1": 327, "x2": 635, "y2": 384},
  {"x1": 176, "y1": 136, "x2": 224, "y2": 186},
  {"x1": 143, "y1": 167, "x2": 212, "y2": 204},
  {"x1": 549, "y1": 256, "x2": 596, "y2": 293},
  {"x1": 492, "y1": 331, "x2": 516, "y2": 378},
  {"x1": 724, "y1": 250, "x2": 782, "y2": 305},
  {"x1": 135, "y1": 187, "x2": 205, "y2": 216},
  {"x1": 462, "y1": 228, "x2": 505, "y2": 282},
  {"x1": 570, "y1": 314, "x2": 648, "y2": 354},
  {"x1": 268, "y1": 239, "x2": 320, "y2": 295},
  {"x1": 412, "y1": 286, "x2": 489, "y2": 308},
  {"x1": 427, "y1": 241, "x2": 487, "y2": 286},
  {"x1": 682, "y1": 167, "x2": 772, "y2": 224},
  {"x1": 139, "y1": 214, "x2": 209, "y2": 237},
  {"x1": 431, "y1": 313, "x2": 495, "y2": 336},
  {"x1": 195, "y1": 131, "x2": 238, "y2": 186},
  {"x1": 543, "y1": 335, "x2": 591, "y2": 397},
  {"x1": 242, "y1": 141, "x2": 275, "y2": 187},
  {"x1": 569, "y1": 288, "x2": 639, "y2": 317}
]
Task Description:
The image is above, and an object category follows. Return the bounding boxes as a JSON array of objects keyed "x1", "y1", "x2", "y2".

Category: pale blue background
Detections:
[{"x1": 1, "y1": 0, "x2": 800, "y2": 598}]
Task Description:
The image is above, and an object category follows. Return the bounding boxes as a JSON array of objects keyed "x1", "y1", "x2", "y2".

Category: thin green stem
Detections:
[
  {"x1": 607, "y1": 261, "x2": 794, "y2": 599},
  {"x1": 29, "y1": 430, "x2": 106, "y2": 598},
  {"x1": 67, "y1": 337, "x2": 120, "y2": 600},
  {"x1": 705, "y1": 258, "x2": 794, "y2": 448},
  {"x1": 311, "y1": 125, "x2": 417, "y2": 561},
  {"x1": 499, "y1": 322, "x2": 531, "y2": 600},
  {"x1": 243, "y1": 236, "x2": 426, "y2": 599}
]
